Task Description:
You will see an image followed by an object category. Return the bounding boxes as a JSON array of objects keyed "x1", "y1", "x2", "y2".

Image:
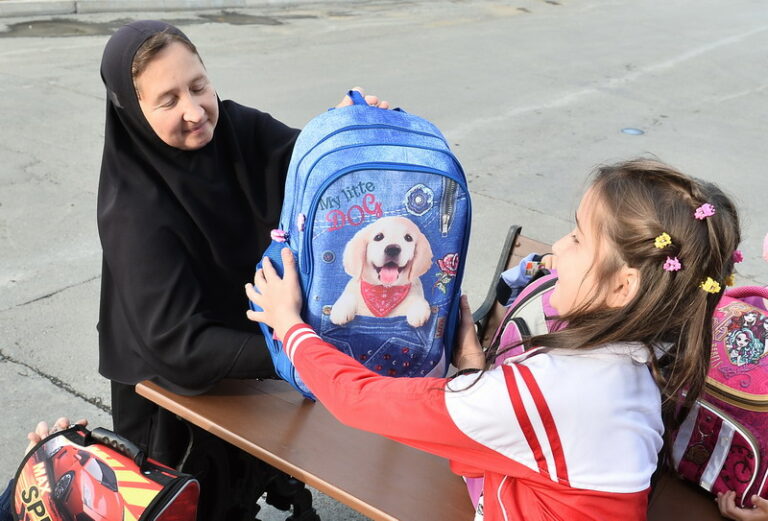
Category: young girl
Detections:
[{"x1": 246, "y1": 159, "x2": 741, "y2": 520}]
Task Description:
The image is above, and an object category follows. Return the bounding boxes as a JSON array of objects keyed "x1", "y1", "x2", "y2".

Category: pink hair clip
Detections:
[
  {"x1": 663, "y1": 257, "x2": 682, "y2": 272},
  {"x1": 694, "y1": 203, "x2": 716, "y2": 220},
  {"x1": 732, "y1": 250, "x2": 744, "y2": 263}
]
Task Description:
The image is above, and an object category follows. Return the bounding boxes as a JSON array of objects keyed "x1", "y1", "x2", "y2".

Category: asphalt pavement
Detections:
[{"x1": 1, "y1": 0, "x2": 767, "y2": 519}]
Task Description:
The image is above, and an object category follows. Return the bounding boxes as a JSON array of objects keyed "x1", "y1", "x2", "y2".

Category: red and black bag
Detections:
[{"x1": 12, "y1": 424, "x2": 198, "y2": 521}]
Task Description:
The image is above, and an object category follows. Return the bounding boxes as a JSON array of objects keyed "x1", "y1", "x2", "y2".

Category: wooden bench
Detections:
[{"x1": 137, "y1": 224, "x2": 727, "y2": 521}]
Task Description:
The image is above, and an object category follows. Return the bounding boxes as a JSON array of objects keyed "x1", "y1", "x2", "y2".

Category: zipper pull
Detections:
[{"x1": 270, "y1": 229, "x2": 289, "y2": 243}]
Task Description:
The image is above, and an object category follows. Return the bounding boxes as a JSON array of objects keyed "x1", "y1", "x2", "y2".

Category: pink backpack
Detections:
[{"x1": 671, "y1": 286, "x2": 768, "y2": 508}]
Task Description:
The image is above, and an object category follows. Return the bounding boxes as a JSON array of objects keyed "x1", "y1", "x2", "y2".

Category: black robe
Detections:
[{"x1": 97, "y1": 20, "x2": 298, "y2": 396}]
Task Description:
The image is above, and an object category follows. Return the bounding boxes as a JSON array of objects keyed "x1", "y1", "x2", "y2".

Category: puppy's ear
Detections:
[
  {"x1": 342, "y1": 228, "x2": 368, "y2": 279},
  {"x1": 408, "y1": 229, "x2": 434, "y2": 281}
]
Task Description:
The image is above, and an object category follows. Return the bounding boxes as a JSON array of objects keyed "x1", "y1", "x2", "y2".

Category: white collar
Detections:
[{"x1": 503, "y1": 342, "x2": 651, "y2": 365}]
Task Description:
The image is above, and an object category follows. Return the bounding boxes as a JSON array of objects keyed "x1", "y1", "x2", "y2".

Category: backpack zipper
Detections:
[
  {"x1": 704, "y1": 380, "x2": 768, "y2": 412},
  {"x1": 694, "y1": 401, "x2": 760, "y2": 506},
  {"x1": 287, "y1": 123, "x2": 452, "y2": 227},
  {"x1": 440, "y1": 177, "x2": 458, "y2": 236}
]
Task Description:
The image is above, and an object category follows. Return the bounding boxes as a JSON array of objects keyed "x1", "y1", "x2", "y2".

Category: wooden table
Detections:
[
  {"x1": 137, "y1": 225, "x2": 728, "y2": 521},
  {"x1": 136, "y1": 378, "x2": 475, "y2": 521}
]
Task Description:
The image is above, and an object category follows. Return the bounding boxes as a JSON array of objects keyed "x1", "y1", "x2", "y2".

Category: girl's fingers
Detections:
[
  {"x1": 281, "y1": 248, "x2": 298, "y2": 283},
  {"x1": 252, "y1": 269, "x2": 268, "y2": 292},
  {"x1": 261, "y1": 256, "x2": 278, "y2": 281},
  {"x1": 246, "y1": 310, "x2": 266, "y2": 323},
  {"x1": 754, "y1": 495, "x2": 768, "y2": 513},
  {"x1": 459, "y1": 295, "x2": 474, "y2": 324},
  {"x1": 245, "y1": 283, "x2": 262, "y2": 305}
]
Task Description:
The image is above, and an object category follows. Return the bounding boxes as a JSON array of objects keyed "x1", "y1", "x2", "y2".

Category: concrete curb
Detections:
[{"x1": 0, "y1": 0, "x2": 349, "y2": 18}]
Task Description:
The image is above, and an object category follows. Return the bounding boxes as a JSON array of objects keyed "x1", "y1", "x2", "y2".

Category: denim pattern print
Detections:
[
  {"x1": 319, "y1": 312, "x2": 442, "y2": 377},
  {"x1": 303, "y1": 168, "x2": 468, "y2": 380}
]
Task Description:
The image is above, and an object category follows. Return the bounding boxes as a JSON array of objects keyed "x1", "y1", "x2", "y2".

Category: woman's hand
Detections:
[
  {"x1": 717, "y1": 491, "x2": 768, "y2": 521},
  {"x1": 453, "y1": 295, "x2": 486, "y2": 371},
  {"x1": 246, "y1": 247, "x2": 304, "y2": 341},
  {"x1": 25, "y1": 417, "x2": 88, "y2": 455},
  {"x1": 335, "y1": 87, "x2": 390, "y2": 109}
]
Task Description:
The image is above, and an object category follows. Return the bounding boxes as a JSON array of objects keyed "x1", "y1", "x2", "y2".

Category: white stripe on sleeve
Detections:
[{"x1": 284, "y1": 327, "x2": 320, "y2": 363}]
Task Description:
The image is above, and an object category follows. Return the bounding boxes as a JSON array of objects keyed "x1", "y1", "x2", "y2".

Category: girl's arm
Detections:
[{"x1": 246, "y1": 248, "x2": 549, "y2": 477}]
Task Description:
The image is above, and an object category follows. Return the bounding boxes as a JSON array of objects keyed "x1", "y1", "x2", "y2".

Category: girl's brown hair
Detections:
[
  {"x1": 131, "y1": 30, "x2": 202, "y2": 97},
  {"x1": 520, "y1": 159, "x2": 741, "y2": 432}
]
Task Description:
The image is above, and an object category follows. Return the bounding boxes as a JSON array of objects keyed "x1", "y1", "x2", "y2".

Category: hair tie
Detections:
[
  {"x1": 725, "y1": 274, "x2": 735, "y2": 287},
  {"x1": 654, "y1": 232, "x2": 672, "y2": 249},
  {"x1": 700, "y1": 277, "x2": 721, "y2": 294},
  {"x1": 694, "y1": 203, "x2": 716, "y2": 220},
  {"x1": 663, "y1": 257, "x2": 682, "y2": 272},
  {"x1": 732, "y1": 250, "x2": 744, "y2": 263}
]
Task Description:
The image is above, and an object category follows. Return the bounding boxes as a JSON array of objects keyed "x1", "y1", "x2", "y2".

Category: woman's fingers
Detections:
[{"x1": 34, "y1": 421, "x2": 49, "y2": 438}]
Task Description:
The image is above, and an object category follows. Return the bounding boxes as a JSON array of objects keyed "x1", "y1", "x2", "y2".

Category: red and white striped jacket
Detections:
[{"x1": 283, "y1": 323, "x2": 664, "y2": 521}]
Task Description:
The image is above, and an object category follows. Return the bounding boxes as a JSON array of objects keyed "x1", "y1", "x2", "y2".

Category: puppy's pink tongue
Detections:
[{"x1": 380, "y1": 265, "x2": 399, "y2": 285}]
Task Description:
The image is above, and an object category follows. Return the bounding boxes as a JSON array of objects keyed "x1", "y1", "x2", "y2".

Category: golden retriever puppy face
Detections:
[{"x1": 343, "y1": 216, "x2": 433, "y2": 286}]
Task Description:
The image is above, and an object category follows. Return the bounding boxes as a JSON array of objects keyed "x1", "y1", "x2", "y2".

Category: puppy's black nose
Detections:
[{"x1": 384, "y1": 244, "x2": 401, "y2": 257}]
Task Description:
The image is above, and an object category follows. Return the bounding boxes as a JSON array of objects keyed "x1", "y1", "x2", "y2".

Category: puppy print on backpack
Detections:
[{"x1": 330, "y1": 216, "x2": 434, "y2": 327}]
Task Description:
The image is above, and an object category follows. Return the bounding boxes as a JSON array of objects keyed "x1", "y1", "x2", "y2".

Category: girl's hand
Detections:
[
  {"x1": 717, "y1": 491, "x2": 768, "y2": 521},
  {"x1": 245, "y1": 247, "x2": 304, "y2": 341},
  {"x1": 453, "y1": 295, "x2": 486, "y2": 371},
  {"x1": 25, "y1": 417, "x2": 88, "y2": 455}
]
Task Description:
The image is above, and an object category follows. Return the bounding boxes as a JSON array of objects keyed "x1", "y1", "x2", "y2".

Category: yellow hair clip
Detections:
[
  {"x1": 700, "y1": 277, "x2": 722, "y2": 294},
  {"x1": 654, "y1": 232, "x2": 672, "y2": 249}
]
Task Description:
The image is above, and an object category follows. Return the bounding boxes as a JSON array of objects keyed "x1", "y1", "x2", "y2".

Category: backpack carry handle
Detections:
[
  {"x1": 726, "y1": 286, "x2": 768, "y2": 300},
  {"x1": 347, "y1": 89, "x2": 368, "y2": 106},
  {"x1": 345, "y1": 89, "x2": 405, "y2": 112},
  {"x1": 89, "y1": 426, "x2": 147, "y2": 467}
]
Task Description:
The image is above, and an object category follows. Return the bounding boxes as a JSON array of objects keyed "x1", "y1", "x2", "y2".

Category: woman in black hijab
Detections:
[{"x1": 97, "y1": 20, "x2": 307, "y2": 520}]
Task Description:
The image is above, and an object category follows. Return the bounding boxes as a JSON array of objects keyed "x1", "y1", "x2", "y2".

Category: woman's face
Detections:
[
  {"x1": 736, "y1": 332, "x2": 749, "y2": 348},
  {"x1": 134, "y1": 41, "x2": 218, "y2": 151}
]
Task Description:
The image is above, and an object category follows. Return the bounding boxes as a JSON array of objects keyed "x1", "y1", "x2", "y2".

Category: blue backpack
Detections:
[{"x1": 253, "y1": 91, "x2": 471, "y2": 398}]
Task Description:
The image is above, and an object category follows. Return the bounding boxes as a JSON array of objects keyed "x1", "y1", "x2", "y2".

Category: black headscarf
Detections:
[{"x1": 97, "y1": 20, "x2": 298, "y2": 394}]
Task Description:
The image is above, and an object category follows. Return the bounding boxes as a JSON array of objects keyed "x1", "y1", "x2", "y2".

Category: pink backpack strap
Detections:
[{"x1": 725, "y1": 286, "x2": 768, "y2": 311}]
